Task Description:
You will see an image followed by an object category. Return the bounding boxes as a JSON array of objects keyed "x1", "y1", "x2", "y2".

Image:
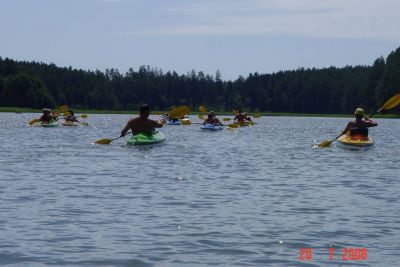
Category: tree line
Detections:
[{"x1": 1, "y1": 47, "x2": 399, "y2": 114}]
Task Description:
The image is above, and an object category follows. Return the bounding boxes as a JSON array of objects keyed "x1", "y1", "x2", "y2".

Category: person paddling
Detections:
[
  {"x1": 65, "y1": 110, "x2": 79, "y2": 122},
  {"x1": 340, "y1": 108, "x2": 377, "y2": 139},
  {"x1": 40, "y1": 108, "x2": 57, "y2": 123},
  {"x1": 234, "y1": 110, "x2": 250, "y2": 126},
  {"x1": 203, "y1": 111, "x2": 223, "y2": 126},
  {"x1": 120, "y1": 104, "x2": 165, "y2": 136}
]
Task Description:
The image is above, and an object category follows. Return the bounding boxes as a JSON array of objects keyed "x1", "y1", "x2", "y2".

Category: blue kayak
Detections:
[
  {"x1": 166, "y1": 120, "x2": 181, "y2": 125},
  {"x1": 200, "y1": 124, "x2": 223, "y2": 130}
]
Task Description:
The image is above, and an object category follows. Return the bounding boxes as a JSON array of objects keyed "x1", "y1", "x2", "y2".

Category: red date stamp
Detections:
[{"x1": 299, "y1": 247, "x2": 367, "y2": 261}]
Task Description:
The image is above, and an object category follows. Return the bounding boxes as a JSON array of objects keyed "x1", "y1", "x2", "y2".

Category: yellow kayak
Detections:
[{"x1": 337, "y1": 134, "x2": 373, "y2": 147}]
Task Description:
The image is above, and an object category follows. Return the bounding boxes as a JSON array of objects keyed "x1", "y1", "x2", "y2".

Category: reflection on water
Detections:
[{"x1": 0, "y1": 112, "x2": 399, "y2": 266}]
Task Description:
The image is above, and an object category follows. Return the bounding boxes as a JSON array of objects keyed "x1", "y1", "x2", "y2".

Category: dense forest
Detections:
[{"x1": 1, "y1": 47, "x2": 400, "y2": 114}]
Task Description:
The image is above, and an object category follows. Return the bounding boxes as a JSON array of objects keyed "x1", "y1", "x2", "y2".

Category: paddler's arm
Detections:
[
  {"x1": 215, "y1": 118, "x2": 223, "y2": 126},
  {"x1": 152, "y1": 119, "x2": 164, "y2": 128},
  {"x1": 120, "y1": 121, "x2": 132, "y2": 137},
  {"x1": 341, "y1": 122, "x2": 352, "y2": 135},
  {"x1": 363, "y1": 117, "x2": 378, "y2": 127}
]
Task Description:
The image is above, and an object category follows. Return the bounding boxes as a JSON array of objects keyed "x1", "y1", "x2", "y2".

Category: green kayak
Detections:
[
  {"x1": 127, "y1": 131, "x2": 166, "y2": 146},
  {"x1": 41, "y1": 120, "x2": 59, "y2": 127}
]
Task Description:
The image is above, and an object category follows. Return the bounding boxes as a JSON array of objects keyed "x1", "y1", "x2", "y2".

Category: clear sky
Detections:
[{"x1": 1, "y1": 0, "x2": 399, "y2": 80}]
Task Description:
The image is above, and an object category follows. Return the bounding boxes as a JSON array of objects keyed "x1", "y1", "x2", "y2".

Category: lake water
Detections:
[{"x1": 0, "y1": 112, "x2": 399, "y2": 266}]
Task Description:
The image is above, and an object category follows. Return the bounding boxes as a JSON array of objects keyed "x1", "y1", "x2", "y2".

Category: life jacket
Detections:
[{"x1": 349, "y1": 127, "x2": 368, "y2": 140}]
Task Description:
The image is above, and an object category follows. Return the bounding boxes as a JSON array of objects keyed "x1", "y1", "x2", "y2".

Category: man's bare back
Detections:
[{"x1": 120, "y1": 104, "x2": 164, "y2": 136}]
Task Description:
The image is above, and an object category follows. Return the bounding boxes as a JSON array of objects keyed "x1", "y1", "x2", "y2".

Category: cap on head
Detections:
[
  {"x1": 42, "y1": 108, "x2": 50, "y2": 113},
  {"x1": 354, "y1": 108, "x2": 365, "y2": 116}
]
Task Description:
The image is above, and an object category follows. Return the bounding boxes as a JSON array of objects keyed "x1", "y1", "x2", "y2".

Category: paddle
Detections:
[
  {"x1": 369, "y1": 93, "x2": 400, "y2": 117},
  {"x1": 95, "y1": 131, "x2": 132, "y2": 145},
  {"x1": 180, "y1": 118, "x2": 192, "y2": 125},
  {"x1": 227, "y1": 123, "x2": 239, "y2": 128},
  {"x1": 28, "y1": 118, "x2": 41, "y2": 126},
  {"x1": 199, "y1": 105, "x2": 207, "y2": 113},
  {"x1": 317, "y1": 93, "x2": 400, "y2": 148},
  {"x1": 223, "y1": 117, "x2": 231, "y2": 121},
  {"x1": 95, "y1": 136, "x2": 123, "y2": 145},
  {"x1": 169, "y1": 105, "x2": 191, "y2": 119},
  {"x1": 253, "y1": 112, "x2": 262, "y2": 118}
]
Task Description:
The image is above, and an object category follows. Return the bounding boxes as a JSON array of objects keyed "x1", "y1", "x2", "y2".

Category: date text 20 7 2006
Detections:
[{"x1": 299, "y1": 247, "x2": 368, "y2": 261}]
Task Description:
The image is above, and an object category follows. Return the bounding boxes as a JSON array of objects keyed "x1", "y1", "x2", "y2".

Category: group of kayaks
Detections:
[{"x1": 31, "y1": 118, "x2": 375, "y2": 148}]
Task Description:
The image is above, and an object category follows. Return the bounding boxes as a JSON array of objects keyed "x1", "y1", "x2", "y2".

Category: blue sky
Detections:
[{"x1": 1, "y1": 0, "x2": 399, "y2": 80}]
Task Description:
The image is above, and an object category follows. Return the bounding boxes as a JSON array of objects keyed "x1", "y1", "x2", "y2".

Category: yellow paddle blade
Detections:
[
  {"x1": 95, "y1": 138, "x2": 113, "y2": 145},
  {"x1": 198, "y1": 114, "x2": 206, "y2": 120},
  {"x1": 227, "y1": 126, "x2": 236, "y2": 131},
  {"x1": 199, "y1": 105, "x2": 207, "y2": 113},
  {"x1": 58, "y1": 105, "x2": 69, "y2": 113},
  {"x1": 180, "y1": 119, "x2": 191, "y2": 125},
  {"x1": 379, "y1": 93, "x2": 400, "y2": 111},
  {"x1": 80, "y1": 114, "x2": 88, "y2": 118},
  {"x1": 248, "y1": 121, "x2": 255, "y2": 125},
  {"x1": 318, "y1": 140, "x2": 333, "y2": 148},
  {"x1": 228, "y1": 123, "x2": 239, "y2": 128},
  {"x1": 28, "y1": 118, "x2": 41, "y2": 125},
  {"x1": 169, "y1": 105, "x2": 191, "y2": 118},
  {"x1": 82, "y1": 122, "x2": 89, "y2": 126},
  {"x1": 253, "y1": 112, "x2": 262, "y2": 118},
  {"x1": 223, "y1": 117, "x2": 231, "y2": 121}
]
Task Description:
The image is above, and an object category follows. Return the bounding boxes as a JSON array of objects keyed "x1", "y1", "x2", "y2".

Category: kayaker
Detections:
[
  {"x1": 163, "y1": 112, "x2": 179, "y2": 123},
  {"x1": 120, "y1": 104, "x2": 165, "y2": 136},
  {"x1": 203, "y1": 112, "x2": 223, "y2": 126},
  {"x1": 243, "y1": 112, "x2": 253, "y2": 122},
  {"x1": 234, "y1": 110, "x2": 250, "y2": 125},
  {"x1": 65, "y1": 110, "x2": 79, "y2": 122},
  {"x1": 340, "y1": 108, "x2": 377, "y2": 139},
  {"x1": 39, "y1": 108, "x2": 57, "y2": 123}
]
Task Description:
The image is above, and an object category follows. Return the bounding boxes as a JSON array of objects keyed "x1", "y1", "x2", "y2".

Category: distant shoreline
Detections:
[{"x1": 1, "y1": 106, "x2": 399, "y2": 118}]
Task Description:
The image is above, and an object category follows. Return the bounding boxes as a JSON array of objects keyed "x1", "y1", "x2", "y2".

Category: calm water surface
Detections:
[{"x1": 0, "y1": 112, "x2": 399, "y2": 266}]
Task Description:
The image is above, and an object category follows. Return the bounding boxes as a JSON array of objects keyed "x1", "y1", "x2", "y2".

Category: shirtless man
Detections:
[
  {"x1": 40, "y1": 108, "x2": 58, "y2": 123},
  {"x1": 120, "y1": 104, "x2": 164, "y2": 136},
  {"x1": 340, "y1": 108, "x2": 377, "y2": 137}
]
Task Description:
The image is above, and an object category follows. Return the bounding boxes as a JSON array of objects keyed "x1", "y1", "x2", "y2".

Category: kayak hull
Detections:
[
  {"x1": 127, "y1": 132, "x2": 166, "y2": 146},
  {"x1": 41, "y1": 121, "x2": 59, "y2": 127},
  {"x1": 337, "y1": 135, "x2": 374, "y2": 147},
  {"x1": 201, "y1": 124, "x2": 223, "y2": 130},
  {"x1": 62, "y1": 120, "x2": 79, "y2": 126},
  {"x1": 166, "y1": 121, "x2": 180, "y2": 125}
]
